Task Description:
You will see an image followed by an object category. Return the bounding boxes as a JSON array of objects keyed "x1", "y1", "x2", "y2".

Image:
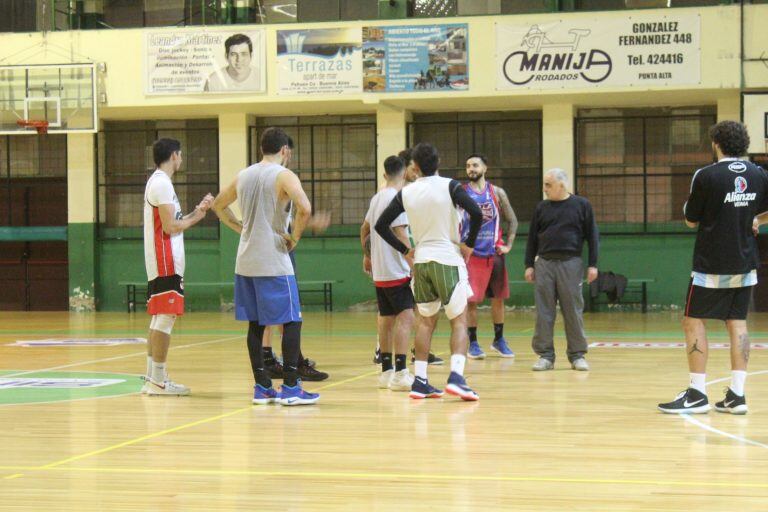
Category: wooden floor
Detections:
[{"x1": 1, "y1": 310, "x2": 767, "y2": 511}]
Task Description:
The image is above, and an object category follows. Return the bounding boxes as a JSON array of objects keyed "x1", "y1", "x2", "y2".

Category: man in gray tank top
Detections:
[{"x1": 212, "y1": 127, "x2": 319, "y2": 406}]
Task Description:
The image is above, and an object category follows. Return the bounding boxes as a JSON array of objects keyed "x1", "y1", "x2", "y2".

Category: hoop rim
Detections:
[{"x1": 16, "y1": 119, "x2": 50, "y2": 134}]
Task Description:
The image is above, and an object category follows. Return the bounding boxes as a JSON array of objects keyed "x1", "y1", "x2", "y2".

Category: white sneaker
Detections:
[
  {"x1": 571, "y1": 358, "x2": 590, "y2": 371},
  {"x1": 139, "y1": 375, "x2": 150, "y2": 394},
  {"x1": 146, "y1": 378, "x2": 190, "y2": 396},
  {"x1": 532, "y1": 358, "x2": 554, "y2": 371},
  {"x1": 378, "y1": 369, "x2": 394, "y2": 389},
  {"x1": 388, "y1": 369, "x2": 414, "y2": 391}
]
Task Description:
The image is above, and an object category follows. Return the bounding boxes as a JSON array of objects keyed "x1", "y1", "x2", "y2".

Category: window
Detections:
[
  {"x1": 0, "y1": 135, "x2": 67, "y2": 226},
  {"x1": 250, "y1": 115, "x2": 377, "y2": 236},
  {"x1": 575, "y1": 107, "x2": 716, "y2": 233},
  {"x1": 0, "y1": 0, "x2": 37, "y2": 32},
  {"x1": 97, "y1": 119, "x2": 218, "y2": 240},
  {"x1": 408, "y1": 111, "x2": 542, "y2": 232}
]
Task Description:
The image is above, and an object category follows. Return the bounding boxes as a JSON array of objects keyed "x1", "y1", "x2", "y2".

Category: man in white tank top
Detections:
[
  {"x1": 142, "y1": 138, "x2": 213, "y2": 396},
  {"x1": 376, "y1": 143, "x2": 484, "y2": 401},
  {"x1": 212, "y1": 127, "x2": 319, "y2": 406}
]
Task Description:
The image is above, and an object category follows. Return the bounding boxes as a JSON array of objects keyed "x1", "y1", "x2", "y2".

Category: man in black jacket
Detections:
[{"x1": 524, "y1": 168, "x2": 599, "y2": 372}]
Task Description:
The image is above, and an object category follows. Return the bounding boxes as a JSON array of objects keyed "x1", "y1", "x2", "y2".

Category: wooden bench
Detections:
[
  {"x1": 508, "y1": 278, "x2": 654, "y2": 313},
  {"x1": 119, "y1": 279, "x2": 340, "y2": 313}
]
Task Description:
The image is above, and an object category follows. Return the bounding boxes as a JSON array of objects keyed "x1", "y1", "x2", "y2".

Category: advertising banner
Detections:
[
  {"x1": 363, "y1": 24, "x2": 469, "y2": 92},
  {"x1": 277, "y1": 28, "x2": 362, "y2": 95},
  {"x1": 497, "y1": 15, "x2": 700, "y2": 90},
  {"x1": 145, "y1": 29, "x2": 266, "y2": 95}
]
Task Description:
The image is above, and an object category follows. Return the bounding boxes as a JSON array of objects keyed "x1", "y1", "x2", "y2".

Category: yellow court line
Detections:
[
  {"x1": 1, "y1": 465, "x2": 767, "y2": 490},
  {"x1": 3, "y1": 366, "x2": 381, "y2": 480}
]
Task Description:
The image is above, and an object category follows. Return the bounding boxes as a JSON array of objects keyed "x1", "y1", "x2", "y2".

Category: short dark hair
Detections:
[
  {"x1": 225, "y1": 33, "x2": 253, "y2": 55},
  {"x1": 383, "y1": 155, "x2": 405, "y2": 177},
  {"x1": 398, "y1": 147, "x2": 413, "y2": 165},
  {"x1": 412, "y1": 142, "x2": 439, "y2": 175},
  {"x1": 466, "y1": 153, "x2": 488, "y2": 166},
  {"x1": 709, "y1": 121, "x2": 750, "y2": 157},
  {"x1": 261, "y1": 127, "x2": 290, "y2": 155},
  {"x1": 152, "y1": 138, "x2": 181, "y2": 166}
]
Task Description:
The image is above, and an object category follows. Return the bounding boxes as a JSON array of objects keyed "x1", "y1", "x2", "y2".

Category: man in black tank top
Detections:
[{"x1": 659, "y1": 121, "x2": 768, "y2": 415}]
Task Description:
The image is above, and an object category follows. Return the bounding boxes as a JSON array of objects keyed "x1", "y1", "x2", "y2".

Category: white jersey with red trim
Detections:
[{"x1": 144, "y1": 170, "x2": 185, "y2": 280}]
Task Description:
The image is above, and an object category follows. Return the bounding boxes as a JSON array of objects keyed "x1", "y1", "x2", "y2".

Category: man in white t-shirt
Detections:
[
  {"x1": 361, "y1": 156, "x2": 416, "y2": 392},
  {"x1": 142, "y1": 138, "x2": 213, "y2": 396},
  {"x1": 204, "y1": 33, "x2": 262, "y2": 92},
  {"x1": 375, "y1": 143, "x2": 483, "y2": 401}
]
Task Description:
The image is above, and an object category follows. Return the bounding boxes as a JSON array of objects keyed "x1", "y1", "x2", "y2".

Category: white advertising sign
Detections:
[
  {"x1": 497, "y1": 14, "x2": 700, "y2": 90},
  {"x1": 145, "y1": 29, "x2": 266, "y2": 95}
]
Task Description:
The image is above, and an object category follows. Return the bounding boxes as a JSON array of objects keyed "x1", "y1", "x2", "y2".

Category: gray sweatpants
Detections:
[{"x1": 531, "y1": 257, "x2": 588, "y2": 363}]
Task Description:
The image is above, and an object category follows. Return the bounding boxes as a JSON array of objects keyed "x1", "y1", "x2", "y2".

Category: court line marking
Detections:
[
  {"x1": 0, "y1": 465, "x2": 767, "y2": 490},
  {"x1": 2, "y1": 367, "x2": 380, "y2": 480},
  {"x1": 677, "y1": 370, "x2": 768, "y2": 450},
  {"x1": 0, "y1": 335, "x2": 242, "y2": 379}
]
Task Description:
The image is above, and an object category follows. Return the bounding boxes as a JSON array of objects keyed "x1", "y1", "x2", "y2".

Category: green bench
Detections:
[
  {"x1": 119, "y1": 279, "x2": 340, "y2": 313},
  {"x1": 508, "y1": 277, "x2": 655, "y2": 313}
]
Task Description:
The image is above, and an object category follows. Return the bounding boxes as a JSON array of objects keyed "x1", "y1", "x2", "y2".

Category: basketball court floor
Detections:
[{"x1": 1, "y1": 310, "x2": 766, "y2": 511}]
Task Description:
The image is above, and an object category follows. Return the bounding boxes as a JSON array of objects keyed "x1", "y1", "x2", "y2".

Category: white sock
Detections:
[
  {"x1": 151, "y1": 362, "x2": 167, "y2": 384},
  {"x1": 450, "y1": 354, "x2": 466, "y2": 376},
  {"x1": 414, "y1": 360, "x2": 428, "y2": 380},
  {"x1": 689, "y1": 373, "x2": 706, "y2": 394},
  {"x1": 731, "y1": 370, "x2": 747, "y2": 396},
  {"x1": 146, "y1": 356, "x2": 153, "y2": 379}
]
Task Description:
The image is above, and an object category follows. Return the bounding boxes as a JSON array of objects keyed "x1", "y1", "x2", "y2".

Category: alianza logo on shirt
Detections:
[{"x1": 724, "y1": 176, "x2": 756, "y2": 207}]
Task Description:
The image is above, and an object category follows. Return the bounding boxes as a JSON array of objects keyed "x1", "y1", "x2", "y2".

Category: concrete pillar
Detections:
[
  {"x1": 376, "y1": 103, "x2": 410, "y2": 188},
  {"x1": 542, "y1": 103, "x2": 575, "y2": 196},
  {"x1": 67, "y1": 133, "x2": 97, "y2": 311}
]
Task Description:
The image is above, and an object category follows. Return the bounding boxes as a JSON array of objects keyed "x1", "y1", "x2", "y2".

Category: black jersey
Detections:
[{"x1": 685, "y1": 159, "x2": 768, "y2": 275}]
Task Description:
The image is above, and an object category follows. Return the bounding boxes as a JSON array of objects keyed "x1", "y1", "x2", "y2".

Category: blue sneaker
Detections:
[
  {"x1": 278, "y1": 380, "x2": 320, "y2": 406},
  {"x1": 409, "y1": 376, "x2": 444, "y2": 399},
  {"x1": 252, "y1": 384, "x2": 277, "y2": 405},
  {"x1": 490, "y1": 338, "x2": 515, "y2": 358},
  {"x1": 445, "y1": 372, "x2": 479, "y2": 401},
  {"x1": 468, "y1": 340, "x2": 486, "y2": 360}
]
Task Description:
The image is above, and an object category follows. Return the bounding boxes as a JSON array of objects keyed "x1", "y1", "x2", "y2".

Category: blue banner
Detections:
[{"x1": 363, "y1": 24, "x2": 468, "y2": 93}]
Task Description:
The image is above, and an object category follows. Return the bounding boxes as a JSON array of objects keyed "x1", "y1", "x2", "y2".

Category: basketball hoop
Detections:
[{"x1": 16, "y1": 119, "x2": 50, "y2": 134}]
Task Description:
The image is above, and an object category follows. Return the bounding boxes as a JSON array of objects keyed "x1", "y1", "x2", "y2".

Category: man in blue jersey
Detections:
[{"x1": 461, "y1": 154, "x2": 518, "y2": 359}]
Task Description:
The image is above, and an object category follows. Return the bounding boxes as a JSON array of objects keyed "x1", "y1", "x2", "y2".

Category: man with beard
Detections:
[{"x1": 461, "y1": 154, "x2": 518, "y2": 359}]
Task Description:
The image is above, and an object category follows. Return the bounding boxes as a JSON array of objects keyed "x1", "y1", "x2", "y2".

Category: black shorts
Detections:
[
  {"x1": 684, "y1": 280, "x2": 752, "y2": 321},
  {"x1": 376, "y1": 282, "x2": 415, "y2": 317}
]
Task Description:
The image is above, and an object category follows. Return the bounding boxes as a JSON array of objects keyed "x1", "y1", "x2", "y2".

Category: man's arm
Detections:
[
  {"x1": 449, "y1": 180, "x2": 482, "y2": 248},
  {"x1": 494, "y1": 185, "x2": 518, "y2": 251},
  {"x1": 211, "y1": 178, "x2": 243, "y2": 234},
  {"x1": 277, "y1": 170, "x2": 311, "y2": 250},
  {"x1": 360, "y1": 219, "x2": 372, "y2": 275},
  {"x1": 584, "y1": 200, "x2": 599, "y2": 283},
  {"x1": 157, "y1": 194, "x2": 212, "y2": 235},
  {"x1": 375, "y1": 193, "x2": 410, "y2": 255},
  {"x1": 524, "y1": 205, "x2": 539, "y2": 269},
  {"x1": 684, "y1": 169, "x2": 706, "y2": 229}
]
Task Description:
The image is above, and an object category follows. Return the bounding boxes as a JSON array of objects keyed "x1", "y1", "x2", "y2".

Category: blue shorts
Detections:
[{"x1": 234, "y1": 274, "x2": 302, "y2": 325}]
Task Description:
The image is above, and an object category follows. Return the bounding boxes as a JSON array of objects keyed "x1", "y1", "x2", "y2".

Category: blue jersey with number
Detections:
[{"x1": 460, "y1": 183, "x2": 501, "y2": 258}]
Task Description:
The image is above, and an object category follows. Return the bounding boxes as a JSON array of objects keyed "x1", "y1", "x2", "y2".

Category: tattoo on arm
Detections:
[
  {"x1": 739, "y1": 333, "x2": 750, "y2": 362},
  {"x1": 688, "y1": 339, "x2": 704, "y2": 355}
]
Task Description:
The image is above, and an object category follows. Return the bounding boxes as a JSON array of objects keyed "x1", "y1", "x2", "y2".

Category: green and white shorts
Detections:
[{"x1": 411, "y1": 261, "x2": 472, "y2": 320}]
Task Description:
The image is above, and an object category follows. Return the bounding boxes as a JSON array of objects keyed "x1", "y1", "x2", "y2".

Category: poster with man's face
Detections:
[{"x1": 145, "y1": 29, "x2": 266, "y2": 95}]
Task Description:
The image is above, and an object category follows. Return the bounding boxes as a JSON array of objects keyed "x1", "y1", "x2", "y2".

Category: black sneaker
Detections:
[
  {"x1": 298, "y1": 360, "x2": 329, "y2": 382},
  {"x1": 658, "y1": 388, "x2": 710, "y2": 414},
  {"x1": 714, "y1": 387, "x2": 748, "y2": 415},
  {"x1": 373, "y1": 347, "x2": 381, "y2": 365},
  {"x1": 266, "y1": 360, "x2": 283, "y2": 379},
  {"x1": 410, "y1": 348, "x2": 444, "y2": 366}
]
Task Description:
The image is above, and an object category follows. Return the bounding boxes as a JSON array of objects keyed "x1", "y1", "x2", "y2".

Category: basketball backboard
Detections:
[
  {"x1": 743, "y1": 92, "x2": 768, "y2": 155},
  {"x1": 0, "y1": 63, "x2": 97, "y2": 134}
]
